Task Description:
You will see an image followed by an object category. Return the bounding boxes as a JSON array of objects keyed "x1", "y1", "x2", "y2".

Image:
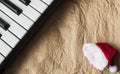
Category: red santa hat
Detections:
[{"x1": 83, "y1": 43, "x2": 119, "y2": 72}]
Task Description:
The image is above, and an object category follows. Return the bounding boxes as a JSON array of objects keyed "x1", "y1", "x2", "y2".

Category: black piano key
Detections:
[
  {"x1": 0, "y1": 0, "x2": 23, "y2": 15},
  {"x1": 0, "y1": 34, "x2": 2, "y2": 37},
  {"x1": 0, "y1": 17, "x2": 10, "y2": 30},
  {"x1": 19, "y1": 0, "x2": 31, "y2": 6}
]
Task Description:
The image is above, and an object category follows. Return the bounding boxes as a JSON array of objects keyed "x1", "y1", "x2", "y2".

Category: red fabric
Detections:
[{"x1": 96, "y1": 43, "x2": 119, "y2": 66}]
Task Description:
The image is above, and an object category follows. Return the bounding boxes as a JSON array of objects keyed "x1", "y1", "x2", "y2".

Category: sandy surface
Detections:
[{"x1": 3, "y1": 0, "x2": 120, "y2": 74}]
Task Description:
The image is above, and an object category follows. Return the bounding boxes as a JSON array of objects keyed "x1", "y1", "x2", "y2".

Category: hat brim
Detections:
[{"x1": 83, "y1": 43, "x2": 108, "y2": 70}]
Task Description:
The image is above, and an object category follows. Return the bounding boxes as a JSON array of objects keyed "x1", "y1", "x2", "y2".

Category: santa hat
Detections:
[{"x1": 83, "y1": 43, "x2": 119, "y2": 72}]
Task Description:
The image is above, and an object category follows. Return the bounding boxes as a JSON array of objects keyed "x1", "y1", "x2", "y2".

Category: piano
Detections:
[{"x1": 0, "y1": 0, "x2": 62, "y2": 73}]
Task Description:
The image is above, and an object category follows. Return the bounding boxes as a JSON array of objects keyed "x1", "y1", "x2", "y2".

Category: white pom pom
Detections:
[{"x1": 109, "y1": 65, "x2": 117, "y2": 73}]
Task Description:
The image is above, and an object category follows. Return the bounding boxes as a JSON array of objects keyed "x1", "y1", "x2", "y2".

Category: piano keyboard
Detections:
[{"x1": 0, "y1": 0, "x2": 62, "y2": 72}]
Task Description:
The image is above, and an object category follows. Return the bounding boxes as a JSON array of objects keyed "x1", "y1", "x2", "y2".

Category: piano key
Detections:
[
  {"x1": 30, "y1": 0, "x2": 48, "y2": 13},
  {"x1": 0, "y1": 27, "x2": 19, "y2": 48},
  {"x1": 41, "y1": 0, "x2": 53, "y2": 5},
  {"x1": 19, "y1": 0, "x2": 31, "y2": 6},
  {"x1": 0, "y1": 39, "x2": 12, "y2": 57},
  {"x1": 0, "y1": 34, "x2": 1, "y2": 37},
  {"x1": 0, "y1": 54, "x2": 4, "y2": 64},
  {"x1": 0, "y1": 0, "x2": 23, "y2": 15},
  {"x1": 0, "y1": 11, "x2": 27, "y2": 39},
  {"x1": 0, "y1": 3, "x2": 34, "y2": 30},
  {"x1": 0, "y1": 17, "x2": 10, "y2": 30},
  {"x1": 9, "y1": 0, "x2": 40, "y2": 22}
]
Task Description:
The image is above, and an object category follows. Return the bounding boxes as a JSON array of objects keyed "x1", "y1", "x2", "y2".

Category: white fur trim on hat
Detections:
[{"x1": 83, "y1": 43, "x2": 108, "y2": 70}]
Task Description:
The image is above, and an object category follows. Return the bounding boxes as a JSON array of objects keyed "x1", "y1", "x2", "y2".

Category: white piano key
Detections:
[
  {"x1": 0, "y1": 40, "x2": 12, "y2": 57},
  {"x1": 0, "y1": 11, "x2": 27, "y2": 39},
  {"x1": 42, "y1": 0, "x2": 53, "y2": 5},
  {"x1": 0, "y1": 3, "x2": 34, "y2": 30},
  {"x1": 0, "y1": 55, "x2": 4, "y2": 64},
  {"x1": 30, "y1": 0, "x2": 48, "y2": 13},
  {"x1": 0, "y1": 27, "x2": 19, "y2": 48},
  {"x1": 9, "y1": 0, "x2": 41, "y2": 21}
]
